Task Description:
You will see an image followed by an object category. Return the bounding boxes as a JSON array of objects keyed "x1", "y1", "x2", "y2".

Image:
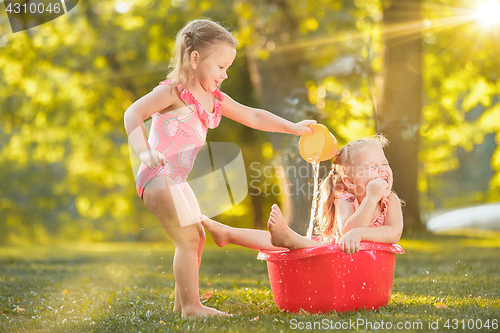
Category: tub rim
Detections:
[{"x1": 257, "y1": 241, "x2": 404, "y2": 261}]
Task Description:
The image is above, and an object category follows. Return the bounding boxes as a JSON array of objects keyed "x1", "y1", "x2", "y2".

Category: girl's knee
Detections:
[{"x1": 172, "y1": 230, "x2": 201, "y2": 249}]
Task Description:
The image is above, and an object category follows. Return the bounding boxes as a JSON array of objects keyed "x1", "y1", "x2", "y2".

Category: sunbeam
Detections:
[
  {"x1": 475, "y1": 0, "x2": 500, "y2": 25},
  {"x1": 261, "y1": 1, "x2": 498, "y2": 59}
]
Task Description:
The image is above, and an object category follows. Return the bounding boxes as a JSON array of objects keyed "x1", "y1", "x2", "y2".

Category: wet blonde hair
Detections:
[
  {"x1": 167, "y1": 19, "x2": 237, "y2": 90},
  {"x1": 316, "y1": 134, "x2": 389, "y2": 239}
]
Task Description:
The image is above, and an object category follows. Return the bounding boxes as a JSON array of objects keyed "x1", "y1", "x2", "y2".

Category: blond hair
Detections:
[
  {"x1": 167, "y1": 19, "x2": 237, "y2": 90},
  {"x1": 316, "y1": 134, "x2": 389, "y2": 239}
]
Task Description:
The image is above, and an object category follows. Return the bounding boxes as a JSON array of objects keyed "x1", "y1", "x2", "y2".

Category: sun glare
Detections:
[{"x1": 475, "y1": 1, "x2": 500, "y2": 25}]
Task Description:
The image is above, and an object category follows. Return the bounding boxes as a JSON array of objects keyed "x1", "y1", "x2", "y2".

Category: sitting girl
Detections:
[{"x1": 201, "y1": 135, "x2": 404, "y2": 254}]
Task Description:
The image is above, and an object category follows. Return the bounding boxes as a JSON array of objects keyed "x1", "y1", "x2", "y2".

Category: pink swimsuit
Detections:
[{"x1": 135, "y1": 80, "x2": 223, "y2": 199}]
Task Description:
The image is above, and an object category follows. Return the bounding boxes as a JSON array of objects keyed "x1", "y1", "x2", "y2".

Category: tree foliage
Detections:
[{"x1": 0, "y1": 0, "x2": 499, "y2": 243}]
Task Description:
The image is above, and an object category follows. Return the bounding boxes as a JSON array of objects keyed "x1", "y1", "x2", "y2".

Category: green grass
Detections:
[{"x1": 1, "y1": 233, "x2": 499, "y2": 332}]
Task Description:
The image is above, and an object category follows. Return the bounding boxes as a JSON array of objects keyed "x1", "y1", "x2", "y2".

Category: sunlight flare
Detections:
[{"x1": 475, "y1": 0, "x2": 500, "y2": 25}]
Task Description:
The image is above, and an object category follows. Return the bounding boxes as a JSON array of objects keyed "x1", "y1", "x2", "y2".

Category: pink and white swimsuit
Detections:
[{"x1": 135, "y1": 80, "x2": 223, "y2": 199}]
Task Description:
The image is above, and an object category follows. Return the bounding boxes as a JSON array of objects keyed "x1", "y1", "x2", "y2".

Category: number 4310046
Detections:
[
  {"x1": 5, "y1": 2, "x2": 62, "y2": 14},
  {"x1": 444, "y1": 319, "x2": 498, "y2": 330}
]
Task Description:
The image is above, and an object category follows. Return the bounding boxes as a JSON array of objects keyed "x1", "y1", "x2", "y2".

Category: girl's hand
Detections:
[
  {"x1": 292, "y1": 120, "x2": 317, "y2": 135},
  {"x1": 365, "y1": 177, "x2": 390, "y2": 201},
  {"x1": 338, "y1": 229, "x2": 362, "y2": 254},
  {"x1": 139, "y1": 150, "x2": 167, "y2": 168}
]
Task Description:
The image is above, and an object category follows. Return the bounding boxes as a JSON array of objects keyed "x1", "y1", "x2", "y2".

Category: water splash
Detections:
[{"x1": 306, "y1": 161, "x2": 321, "y2": 239}]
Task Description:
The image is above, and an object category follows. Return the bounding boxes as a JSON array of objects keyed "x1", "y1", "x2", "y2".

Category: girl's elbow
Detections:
[
  {"x1": 124, "y1": 108, "x2": 133, "y2": 122},
  {"x1": 389, "y1": 229, "x2": 403, "y2": 244},
  {"x1": 250, "y1": 111, "x2": 265, "y2": 130},
  {"x1": 124, "y1": 109, "x2": 135, "y2": 128}
]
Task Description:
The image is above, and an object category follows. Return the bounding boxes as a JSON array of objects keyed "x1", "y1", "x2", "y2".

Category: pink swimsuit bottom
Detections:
[{"x1": 135, "y1": 80, "x2": 224, "y2": 199}]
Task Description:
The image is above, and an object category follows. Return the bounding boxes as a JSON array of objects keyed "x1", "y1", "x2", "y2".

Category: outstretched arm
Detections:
[{"x1": 221, "y1": 93, "x2": 316, "y2": 135}]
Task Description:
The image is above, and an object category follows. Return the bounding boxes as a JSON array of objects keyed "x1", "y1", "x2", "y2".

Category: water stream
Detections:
[{"x1": 306, "y1": 160, "x2": 321, "y2": 239}]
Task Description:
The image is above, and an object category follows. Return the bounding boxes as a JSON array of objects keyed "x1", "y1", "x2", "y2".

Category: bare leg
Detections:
[
  {"x1": 201, "y1": 216, "x2": 287, "y2": 251},
  {"x1": 268, "y1": 204, "x2": 323, "y2": 250},
  {"x1": 143, "y1": 176, "x2": 228, "y2": 318},
  {"x1": 182, "y1": 184, "x2": 206, "y2": 268},
  {"x1": 172, "y1": 223, "x2": 206, "y2": 312},
  {"x1": 174, "y1": 184, "x2": 206, "y2": 313}
]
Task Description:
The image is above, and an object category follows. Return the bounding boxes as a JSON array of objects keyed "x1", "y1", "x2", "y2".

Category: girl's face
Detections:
[
  {"x1": 344, "y1": 145, "x2": 393, "y2": 198},
  {"x1": 191, "y1": 43, "x2": 236, "y2": 92}
]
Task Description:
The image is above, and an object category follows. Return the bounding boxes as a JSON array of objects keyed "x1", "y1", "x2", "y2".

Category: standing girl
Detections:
[
  {"x1": 124, "y1": 19, "x2": 315, "y2": 317},
  {"x1": 202, "y1": 135, "x2": 404, "y2": 254}
]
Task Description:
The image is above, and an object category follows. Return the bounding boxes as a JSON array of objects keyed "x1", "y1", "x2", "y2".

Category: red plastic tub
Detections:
[{"x1": 257, "y1": 241, "x2": 404, "y2": 313}]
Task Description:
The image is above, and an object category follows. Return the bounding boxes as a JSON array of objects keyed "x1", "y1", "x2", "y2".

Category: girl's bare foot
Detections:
[
  {"x1": 182, "y1": 304, "x2": 230, "y2": 318},
  {"x1": 200, "y1": 216, "x2": 232, "y2": 247},
  {"x1": 267, "y1": 204, "x2": 298, "y2": 249}
]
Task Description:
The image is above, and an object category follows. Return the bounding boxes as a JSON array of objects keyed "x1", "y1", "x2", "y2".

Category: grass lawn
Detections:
[{"x1": 1, "y1": 232, "x2": 499, "y2": 332}]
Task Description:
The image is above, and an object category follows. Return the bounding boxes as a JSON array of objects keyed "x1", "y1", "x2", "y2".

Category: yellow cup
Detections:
[{"x1": 299, "y1": 124, "x2": 338, "y2": 163}]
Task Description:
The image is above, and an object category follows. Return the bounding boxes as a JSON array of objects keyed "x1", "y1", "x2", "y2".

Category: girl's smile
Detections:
[{"x1": 345, "y1": 145, "x2": 393, "y2": 200}]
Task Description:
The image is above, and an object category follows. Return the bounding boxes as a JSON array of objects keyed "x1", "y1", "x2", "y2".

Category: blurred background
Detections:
[{"x1": 1, "y1": 0, "x2": 499, "y2": 244}]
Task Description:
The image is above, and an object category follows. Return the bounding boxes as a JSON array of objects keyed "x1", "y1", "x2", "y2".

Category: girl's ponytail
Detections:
[{"x1": 316, "y1": 147, "x2": 346, "y2": 239}]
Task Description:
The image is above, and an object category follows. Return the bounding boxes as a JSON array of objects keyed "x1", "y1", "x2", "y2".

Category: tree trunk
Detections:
[
  {"x1": 250, "y1": 52, "x2": 312, "y2": 235},
  {"x1": 243, "y1": 7, "x2": 312, "y2": 234},
  {"x1": 378, "y1": 0, "x2": 426, "y2": 233}
]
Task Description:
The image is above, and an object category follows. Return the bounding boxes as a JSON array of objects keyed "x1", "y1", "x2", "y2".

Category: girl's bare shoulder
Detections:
[{"x1": 388, "y1": 192, "x2": 403, "y2": 206}]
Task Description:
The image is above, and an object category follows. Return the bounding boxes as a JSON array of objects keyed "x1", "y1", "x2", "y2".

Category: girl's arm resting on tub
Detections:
[
  {"x1": 336, "y1": 195, "x2": 380, "y2": 235},
  {"x1": 338, "y1": 193, "x2": 403, "y2": 253}
]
